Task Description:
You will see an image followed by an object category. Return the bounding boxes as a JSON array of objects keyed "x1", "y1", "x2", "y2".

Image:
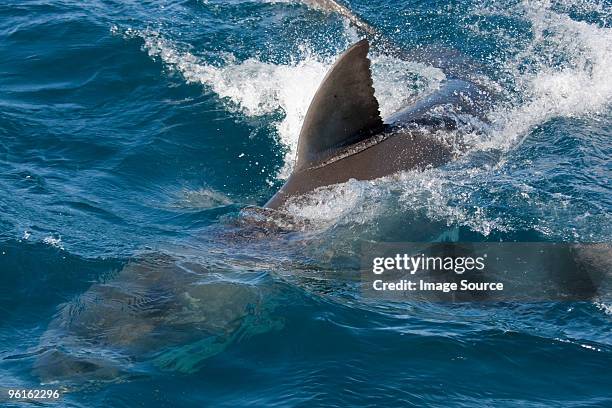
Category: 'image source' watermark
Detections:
[{"x1": 361, "y1": 242, "x2": 611, "y2": 302}]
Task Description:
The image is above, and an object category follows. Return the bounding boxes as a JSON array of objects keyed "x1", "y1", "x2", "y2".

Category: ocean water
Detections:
[{"x1": 0, "y1": 0, "x2": 611, "y2": 406}]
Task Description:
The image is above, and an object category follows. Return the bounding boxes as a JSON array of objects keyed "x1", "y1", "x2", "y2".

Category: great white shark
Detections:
[
  {"x1": 28, "y1": 0, "x2": 610, "y2": 386},
  {"x1": 265, "y1": 1, "x2": 492, "y2": 209},
  {"x1": 265, "y1": 39, "x2": 489, "y2": 209}
]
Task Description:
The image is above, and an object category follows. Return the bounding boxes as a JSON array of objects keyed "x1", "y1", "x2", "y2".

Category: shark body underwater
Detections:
[{"x1": 264, "y1": 3, "x2": 491, "y2": 209}]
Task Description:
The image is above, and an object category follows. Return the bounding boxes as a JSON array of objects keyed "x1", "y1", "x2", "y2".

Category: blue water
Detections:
[{"x1": 1, "y1": 0, "x2": 611, "y2": 406}]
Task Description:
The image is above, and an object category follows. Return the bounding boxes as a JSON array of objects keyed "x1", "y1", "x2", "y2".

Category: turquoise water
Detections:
[{"x1": 1, "y1": 0, "x2": 611, "y2": 406}]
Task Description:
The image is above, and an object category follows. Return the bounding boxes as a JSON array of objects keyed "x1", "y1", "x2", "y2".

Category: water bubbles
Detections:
[{"x1": 42, "y1": 235, "x2": 64, "y2": 250}]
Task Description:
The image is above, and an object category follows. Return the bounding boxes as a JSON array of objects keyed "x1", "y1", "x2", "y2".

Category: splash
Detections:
[
  {"x1": 282, "y1": 167, "x2": 513, "y2": 237},
  {"x1": 123, "y1": 28, "x2": 444, "y2": 178},
  {"x1": 283, "y1": 178, "x2": 383, "y2": 226},
  {"x1": 126, "y1": 28, "x2": 328, "y2": 178},
  {"x1": 122, "y1": 0, "x2": 611, "y2": 238},
  {"x1": 478, "y1": 0, "x2": 612, "y2": 149},
  {"x1": 595, "y1": 302, "x2": 612, "y2": 316},
  {"x1": 42, "y1": 235, "x2": 64, "y2": 250}
]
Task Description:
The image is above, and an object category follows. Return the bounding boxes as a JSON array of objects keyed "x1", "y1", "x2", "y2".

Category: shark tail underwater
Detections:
[{"x1": 265, "y1": 1, "x2": 492, "y2": 210}]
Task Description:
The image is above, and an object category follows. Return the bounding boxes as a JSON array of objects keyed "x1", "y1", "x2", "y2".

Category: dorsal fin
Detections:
[{"x1": 295, "y1": 39, "x2": 383, "y2": 170}]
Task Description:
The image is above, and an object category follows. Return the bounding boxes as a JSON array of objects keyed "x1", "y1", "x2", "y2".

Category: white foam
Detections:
[
  {"x1": 43, "y1": 236, "x2": 64, "y2": 250},
  {"x1": 480, "y1": 1, "x2": 612, "y2": 149},
  {"x1": 595, "y1": 302, "x2": 612, "y2": 316},
  {"x1": 281, "y1": 167, "x2": 513, "y2": 237},
  {"x1": 131, "y1": 29, "x2": 329, "y2": 178},
  {"x1": 128, "y1": 29, "x2": 444, "y2": 178},
  {"x1": 283, "y1": 178, "x2": 382, "y2": 226},
  {"x1": 370, "y1": 54, "x2": 445, "y2": 118},
  {"x1": 395, "y1": 168, "x2": 513, "y2": 236}
]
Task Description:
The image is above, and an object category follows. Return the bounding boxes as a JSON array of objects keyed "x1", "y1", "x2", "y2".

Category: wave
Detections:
[{"x1": 118, "y1": 27, "x2": 445, "y2": 179}]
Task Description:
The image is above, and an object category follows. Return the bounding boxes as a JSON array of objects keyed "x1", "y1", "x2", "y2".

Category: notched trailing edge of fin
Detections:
[{"x1": 295, "y1": 38, "x2": 383, "y2": 171}]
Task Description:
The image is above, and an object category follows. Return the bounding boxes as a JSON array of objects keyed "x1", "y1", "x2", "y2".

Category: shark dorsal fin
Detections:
[{"x1": 295, "y1": 39, "x2": 383, "y2": 170}]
